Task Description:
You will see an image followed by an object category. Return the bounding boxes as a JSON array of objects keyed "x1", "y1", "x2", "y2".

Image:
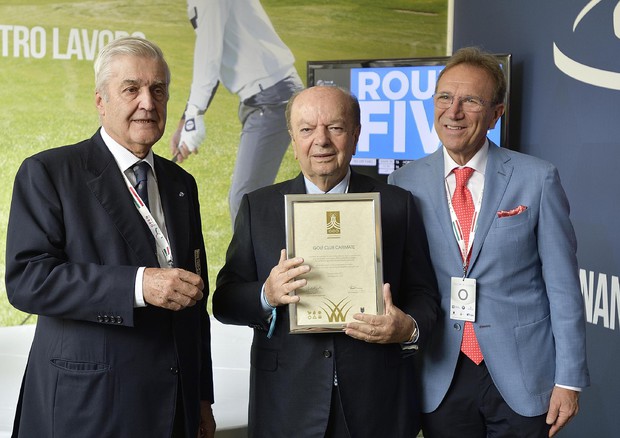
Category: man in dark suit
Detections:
[
  {"x1": 213, "y1": 85, "x2": 439, "y2": 437},
  {"x1": 389, "y1": 47, "x2": 589, "y2": 437},
  {"x1": 5, "y1": 37, "x2": 215, "y2": 438}
]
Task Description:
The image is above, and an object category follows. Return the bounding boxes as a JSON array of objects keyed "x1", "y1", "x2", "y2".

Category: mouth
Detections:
[
  {"x1": 132, "y1": 118, "x2": 157, "y2": 125},
  {"x1": 312, "y1": 153, "x2": 336, "y2": 161},
  {"x1": 444, "y1": 124, "x2": 465, "y2": 131}
]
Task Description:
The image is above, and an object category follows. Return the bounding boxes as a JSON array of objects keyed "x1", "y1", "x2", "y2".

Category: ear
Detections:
[
  {"x1": 290, "y1": 133, "x2": 299, "y2": 160},
  {"x1": 95, "y1": 91, "x2": 105, "y2": 116},
  {"x1": 488, "y1": 103, "x2": 505, "y2": 130},
  {"x1": 351, "y1": 124, "x2": 361, "y2": 156}
]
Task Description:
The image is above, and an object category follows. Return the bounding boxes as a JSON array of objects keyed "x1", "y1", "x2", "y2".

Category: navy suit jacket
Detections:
[
  {"x1": 213, "y1": 171, "x2": 439, "y2": 438},
  {"x1": 5, "y1": 131, "x2": 213, "y2": 438},
  {"x1": 389, "y1": 143, "x2": 590, "y2": 416}
]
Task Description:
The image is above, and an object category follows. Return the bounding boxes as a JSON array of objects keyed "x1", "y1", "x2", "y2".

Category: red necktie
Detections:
[{"x1": 452, "y1": 167, "x2": 484, "y2": 365}]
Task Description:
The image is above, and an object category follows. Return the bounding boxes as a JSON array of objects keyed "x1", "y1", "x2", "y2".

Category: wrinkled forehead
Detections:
[
  {"x1": 436, "y1": 64, "x2": 495, "y2": 97},
  {"x1": 292, "y1": 90, "x2": 349, "y2": 125}
]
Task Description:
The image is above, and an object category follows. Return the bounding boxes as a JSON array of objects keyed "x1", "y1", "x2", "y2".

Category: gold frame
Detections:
[{"x1": 285, "y1": 193, "x2": 384, "y2": 333}]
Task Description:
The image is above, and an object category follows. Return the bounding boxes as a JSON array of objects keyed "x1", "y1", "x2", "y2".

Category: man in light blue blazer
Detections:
[{"x1": 389, "y1": 47, "x2": 589, "y2": 437}]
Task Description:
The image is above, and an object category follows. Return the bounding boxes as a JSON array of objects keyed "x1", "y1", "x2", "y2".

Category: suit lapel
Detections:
[
  {"x1": 84, "y1": 132, "x2": 158, "y2": 266},
  {"x1": 426, "y1": 149, "x2": 465, "y2": 268},
  {"x1": 348, "y1": 169, "x2": 377, "y2": 193},
  {"x1": 467, "y1": 144, "x2": 513, "y2": 271}
]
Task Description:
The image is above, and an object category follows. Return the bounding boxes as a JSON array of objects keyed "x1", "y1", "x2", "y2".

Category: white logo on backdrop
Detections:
[{"x1": 553, "y1": 0, "x2": 620, "y2": 90}]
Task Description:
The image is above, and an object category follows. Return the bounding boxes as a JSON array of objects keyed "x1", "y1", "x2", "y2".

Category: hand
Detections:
[
  {"x1": 142, "y1": 268, "x2": 204, "y2": 311},
  {"x1": 546, "y1": 386, "x2": 580, "y2": 436},
  {"x1": 197, "y1": 401, "x2": 216, "y2": 438},
  {"x1": 345, "y1": 283, "x2": 413, "y2": 344},
  {"x1": 264, "y1": 249, "x2": 309, "y2": 307},
  {"x1": 170, "y1": 111, "x2": 205, "y2": 163}
]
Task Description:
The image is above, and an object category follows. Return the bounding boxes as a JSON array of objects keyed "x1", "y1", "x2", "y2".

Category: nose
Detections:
[
  {"x1": 138, "y1": 88, "x2": 156, "y2": 111},
  {"x1": 444, "y1": 97, "x2": 464, "y2": 117},
  {"x1": 313, "y1": 126, "x2": 331, "y2": 146}
]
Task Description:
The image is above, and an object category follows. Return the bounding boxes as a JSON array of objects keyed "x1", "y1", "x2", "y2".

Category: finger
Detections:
[
  {"x1": 546, "y1": 404, "x2": 559, "y2": 426},
  {"x1": 178, "y1": 269, "x2": 205, "y2": 289},
  {"x1": 280, "y1": 255, "x2": 306, "y2": 272},
  {"x1": 179, "y1": 143, "x2": 191, "y2": 159},
  {"x1": 282, "y1": 264, "x2": 310, "y2": 281}
]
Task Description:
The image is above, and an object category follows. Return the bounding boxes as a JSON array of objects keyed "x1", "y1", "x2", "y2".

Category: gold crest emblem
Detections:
[{"x1": 326, "y1": 211, "x2": 341, "y2": 235}]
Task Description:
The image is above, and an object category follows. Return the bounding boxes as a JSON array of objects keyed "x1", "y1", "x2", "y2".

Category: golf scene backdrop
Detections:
[{"x1": 0, "y1": 0, "x2": 447, "y2": 325}]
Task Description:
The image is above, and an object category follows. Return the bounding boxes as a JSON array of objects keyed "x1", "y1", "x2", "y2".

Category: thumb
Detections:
[
  {"x1": 383, "y1": 283, "x2": 393, "y2": 313},
  {"x1": 278, "y1": 249, "x2": 287, "y2": 265}
]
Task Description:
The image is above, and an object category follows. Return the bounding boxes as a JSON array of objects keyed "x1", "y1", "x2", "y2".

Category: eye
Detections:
[
  {"x1": 436, "y1": 93, "x2": 452, "y2": 101},
  {"x1": 463, "y1": 96, "x2": 483, "y2": 105},
  {"x1": 152, "y1": 86, "x2": 168, "y2": 100}
]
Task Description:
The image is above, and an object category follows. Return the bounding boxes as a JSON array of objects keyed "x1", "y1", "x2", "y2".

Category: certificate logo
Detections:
[
  {"x1": 321, "y1": 298, "x2": 352, "y2": 322},
  {"x1": 326, "y1": 211, "x2": 341, "y2": 235}
]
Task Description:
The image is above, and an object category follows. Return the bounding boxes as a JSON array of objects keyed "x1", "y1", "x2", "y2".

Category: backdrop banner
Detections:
[{"x1": 453, "y1": 1, "x2": 620, "y2": 435}]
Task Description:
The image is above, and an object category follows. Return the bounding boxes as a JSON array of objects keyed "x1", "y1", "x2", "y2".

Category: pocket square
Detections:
[{"x1": 497, "y1": 205, "x2": 528, "y2": 218}]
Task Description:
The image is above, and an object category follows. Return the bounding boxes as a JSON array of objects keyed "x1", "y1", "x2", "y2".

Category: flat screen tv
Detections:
[{"x1": 307, "y1": 54, "x2": 511, "y2": 180}]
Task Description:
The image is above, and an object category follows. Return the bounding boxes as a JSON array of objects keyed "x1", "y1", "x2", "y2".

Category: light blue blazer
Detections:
[{"x1": 389, "y1": 142, "x2": 589, "y2": 416}]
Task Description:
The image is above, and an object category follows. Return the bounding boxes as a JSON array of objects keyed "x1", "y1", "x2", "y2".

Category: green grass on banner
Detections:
[{"x1": 0, "y1": 0, "x2": 447, "y2": 326}]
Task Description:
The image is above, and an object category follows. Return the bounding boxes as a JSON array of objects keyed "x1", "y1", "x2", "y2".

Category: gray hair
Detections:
[{"x1": 94, "y1": 36, "x2": 170, "y2": 100}]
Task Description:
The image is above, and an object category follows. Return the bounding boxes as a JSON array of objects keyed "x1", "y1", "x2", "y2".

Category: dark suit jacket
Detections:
[
  {"x1": 5, "y1": 130, "x2": 213, "y2": 438},
  {"x1": 213, "y1": 171, "x2": 439, "y2": 438}
]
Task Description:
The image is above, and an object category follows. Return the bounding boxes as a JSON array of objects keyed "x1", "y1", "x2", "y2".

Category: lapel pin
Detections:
[{"x1": 179, "y1": 192, "x2": 185, "y2": 197}]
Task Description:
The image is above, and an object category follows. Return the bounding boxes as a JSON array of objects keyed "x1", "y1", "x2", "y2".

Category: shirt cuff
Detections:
[
  {"x1": 261, "y1": 284, "x2": 275, "y2": 314},
  {"x1": 555, "y1": 384, "x2": 582, "y2": 392},
  {"x1": 134, "y1": 267, "x2": 146, "y2": 308},
  {"x1": 401, "y1": 315, "x2": 419, "y2": 351}
]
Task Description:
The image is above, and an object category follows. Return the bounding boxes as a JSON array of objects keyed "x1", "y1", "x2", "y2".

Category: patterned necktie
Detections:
[
  {"x1": 133, "y1": 161, "x2": 150, "y2": 210},
  {"x1": 452, "y1": 167, "x2": 484, "y2": 365}
]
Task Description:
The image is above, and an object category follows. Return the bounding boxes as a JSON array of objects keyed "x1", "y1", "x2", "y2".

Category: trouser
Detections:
[
  {"x1": 230, "y1": 74, "x2": 304, "y2": 224},
  {"x1": 422, "y1": 353, "x2": 551, "y2": 438}
]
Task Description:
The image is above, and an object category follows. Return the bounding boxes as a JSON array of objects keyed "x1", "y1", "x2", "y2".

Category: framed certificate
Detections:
[{"x1": 285, "y1": 193, "x2": 384, "y2": 333}]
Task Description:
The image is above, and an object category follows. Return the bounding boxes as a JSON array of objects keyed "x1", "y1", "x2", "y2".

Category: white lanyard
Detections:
[
  {"x1": 121, "y1": 170, "x2": 174, "y2": 268},
  {"x1": 445, "y1": 177, "x2": 483, "y2": 276}
]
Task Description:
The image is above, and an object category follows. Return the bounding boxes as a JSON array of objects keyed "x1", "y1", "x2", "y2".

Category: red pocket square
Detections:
[{"x1": 497, "y1": 205, "x2": 528, "y2": 218}]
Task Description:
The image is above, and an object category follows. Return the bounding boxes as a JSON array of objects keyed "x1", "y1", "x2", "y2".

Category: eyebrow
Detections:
[{"x1": 120, "y1": 79, "x2": 167, "y2": 87}]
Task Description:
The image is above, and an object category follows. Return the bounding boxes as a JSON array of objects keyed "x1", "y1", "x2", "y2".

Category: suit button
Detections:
[
  {"x1": 323, "y1": 350, "x2": 332, "y2": 358},
  {"x1": 115, "y1": 316, "x2": 123, "y2": 324},
  {"x1": 453, "y1": 323, "x2": 462, "y2": 331},
  {"x1": 103, "y1": 315, "x2": 110, "y2": 323},
  {"x1": 97, "y1": 315, "x2": 103, "y2": 323},
  {"x1": 170, "y1": 367, "x2": 179, "y2": 375}
]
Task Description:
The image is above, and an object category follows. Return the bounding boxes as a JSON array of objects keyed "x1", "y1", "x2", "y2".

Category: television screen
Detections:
[{"x1": 307, "y1": 55, "x2": 511, "y2": 179}]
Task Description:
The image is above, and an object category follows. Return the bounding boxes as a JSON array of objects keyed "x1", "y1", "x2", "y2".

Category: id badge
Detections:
[{"x1": 450, "y1": 277, "x2": 476, "y2": 322}]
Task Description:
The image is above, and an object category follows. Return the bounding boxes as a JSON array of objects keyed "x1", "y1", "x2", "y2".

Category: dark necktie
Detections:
[
  {"x1": 133, "y1": 161, "x2": 150, "y2": 210},
  {"x1": 452, "y1": 167, "x2": 484, "y2": 365}
]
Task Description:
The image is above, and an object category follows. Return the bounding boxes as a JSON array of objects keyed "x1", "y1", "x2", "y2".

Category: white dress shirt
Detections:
[{"x1": 101, "y1": 127, "x2": 170, "y2": 307}]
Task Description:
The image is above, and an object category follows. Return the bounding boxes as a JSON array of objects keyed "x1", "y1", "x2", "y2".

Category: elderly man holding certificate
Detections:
[{"x1": 213, "y1": 86, "x2": 439, "y2": 438}]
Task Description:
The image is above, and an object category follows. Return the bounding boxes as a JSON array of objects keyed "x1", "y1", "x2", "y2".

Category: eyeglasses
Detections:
[{"x1": 433, "y1": 93, "x2": 493, "y2": 113}]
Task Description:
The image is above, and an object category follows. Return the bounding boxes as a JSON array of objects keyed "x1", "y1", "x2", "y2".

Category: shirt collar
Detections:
[
  {"x1": 443, "y1": 139, "x2": 489, "y2": 178},
  {"x1": 303, "y1": 168, "x2": 351, "y2": 194},
  {"x1": 100, "y1": 127, "x2": 156, "y2": 181}
]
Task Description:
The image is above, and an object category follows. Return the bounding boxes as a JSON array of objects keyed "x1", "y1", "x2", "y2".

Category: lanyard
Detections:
[
  {"x1": 444, "y1": 177, "x2": 483, "y2": 276},
  {"x1": 121, "y1": 170, "x2": 174, "y2": 268}
]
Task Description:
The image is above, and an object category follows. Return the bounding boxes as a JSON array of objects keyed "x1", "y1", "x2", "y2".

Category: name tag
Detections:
[{"x1": 450, "y1": 277, "x2": 476, "y2": 322}]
